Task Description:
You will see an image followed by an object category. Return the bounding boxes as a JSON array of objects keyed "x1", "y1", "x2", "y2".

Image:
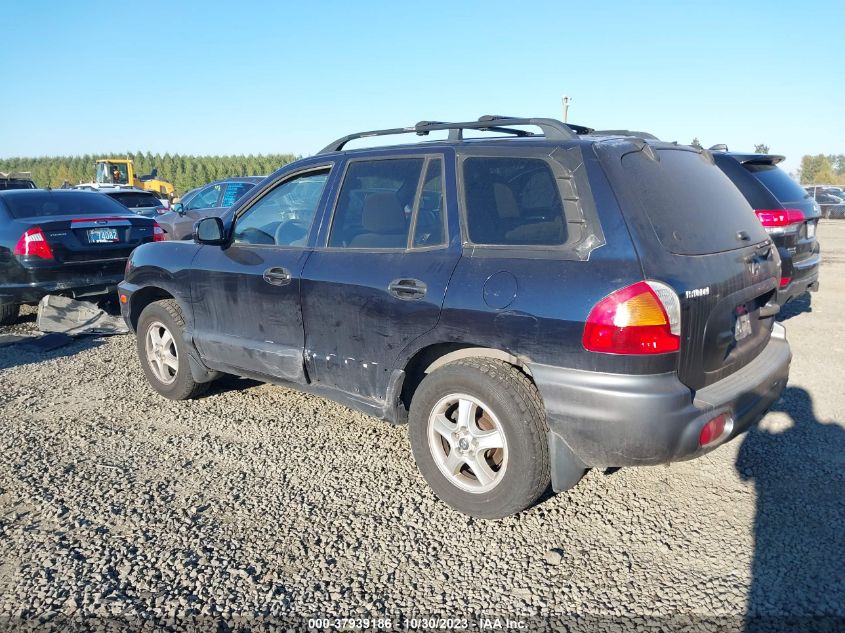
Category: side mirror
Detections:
[
  {"x1": 194, "y1": 217, "x2": 226, "y2": 245},
  {"x1": 172, "y1": 202, "x2": 184, "y2": 215}
]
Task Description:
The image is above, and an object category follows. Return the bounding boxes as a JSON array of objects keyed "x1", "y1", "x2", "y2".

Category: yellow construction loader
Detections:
[{"x1": 82, "y1": 159, "x2": 175, "y2": 199}]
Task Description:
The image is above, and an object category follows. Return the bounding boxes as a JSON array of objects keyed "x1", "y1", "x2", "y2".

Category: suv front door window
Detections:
[
  {"x1": 186, "y1": 184, "x2": 223, "y2": 211},
  {"x1": 189, "y1": 167, "x2": 333, "y2": 381}
]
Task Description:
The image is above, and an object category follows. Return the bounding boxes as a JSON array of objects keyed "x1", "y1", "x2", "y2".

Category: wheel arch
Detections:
[
  {"x1": 398, "y1": 342, "x2": 533, "y2": 417},
  {"x1": 128, "y1": 286, "x2": 176, "y2": 331}
]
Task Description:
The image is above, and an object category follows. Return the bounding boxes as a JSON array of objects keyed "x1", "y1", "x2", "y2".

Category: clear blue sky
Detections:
[{"x1": 1, "y1": 0, "x2": 843, "y2": 175}]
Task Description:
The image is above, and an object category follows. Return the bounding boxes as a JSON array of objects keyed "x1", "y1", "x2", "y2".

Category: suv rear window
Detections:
[
  {"x1": 0, "y1": 179, "x2": 36, "y2": 190},
  {"x1": 744, "y1": 164, "x2": 809, "y2": 204},
  {"x1": 616, "y1": 148, "x2": 768, "y2": 255},
  {"x1": 463, "y1": 157, "x2": 567, "y2": 246},
  {"x1": 2, "y1": 191, "x2": 126, "y2": 218},
  {"x1": 109, "y1": 192, "x2": 161, "y2": 208}
]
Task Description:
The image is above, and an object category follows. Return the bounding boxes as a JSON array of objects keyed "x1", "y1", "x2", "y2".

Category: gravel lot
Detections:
[{"x1": 1, "y1": 222, "x2": 844, "y2": 631}]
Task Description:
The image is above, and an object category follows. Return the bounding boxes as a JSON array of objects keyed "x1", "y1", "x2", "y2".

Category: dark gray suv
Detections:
[{"x1": 119, "y1": 116, "x2": 791, "y2": 518}]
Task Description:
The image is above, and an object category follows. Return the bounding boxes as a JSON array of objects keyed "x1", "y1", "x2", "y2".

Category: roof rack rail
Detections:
[
  {"x1": 592, "y1": 129, "x2": 659, "y2": 141},
  {"x1": 563, "y1": 123, "x2": 595, "y2": 135},
  {"x1": 318, "y1": 115, "x2": 577, "y2": 154}
]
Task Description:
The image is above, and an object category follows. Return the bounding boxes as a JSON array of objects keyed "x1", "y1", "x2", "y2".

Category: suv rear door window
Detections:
[
  {"x1": 463, "y1": 157, "x2": 567, "y2": 246},
  {"x1": 328, "y1": 158, "x2": 423, "y2": 249},
  {"x1": 412, "y1": 159, "x2": 446, "y2": 247},
  {"x1": 616, "y1": 148, "x2": 768, "y2": 255}
]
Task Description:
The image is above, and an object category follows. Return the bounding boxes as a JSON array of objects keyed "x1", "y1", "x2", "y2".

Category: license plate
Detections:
[
  {"x1": 807, "y1": 222, "x2": 816, "y2": 239},
  {"x1": 87, "y1": 228, "x2": 119, "y2": 243},
  {"x1": 735, "y1": 312, "x2": 752, "y2": 341}
]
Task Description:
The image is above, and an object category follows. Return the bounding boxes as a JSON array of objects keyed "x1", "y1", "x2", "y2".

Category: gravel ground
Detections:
[{"x1": 1, "y1": 222, "x2": 844, "y2": 632}]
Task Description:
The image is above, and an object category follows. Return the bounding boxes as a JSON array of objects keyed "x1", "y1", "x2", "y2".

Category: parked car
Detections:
[
  {"x1": 0, "y1": 189, "x2": 164, "y2": 325},
  {"x1": 99, "y1": 188, "x2": 167, "y2": 218},
  {"x1": 711, "y1": 150, "x2": 821, "y2": 305},
  {"x1": 119, "y1": 116, "x2": 790, "y2": 518},
  {"x1": 157, "y1": 177, "x2": 264, "y2": 240},
  {"x1": 0, "y1": 171, "x2": 36, "y2": 190}
]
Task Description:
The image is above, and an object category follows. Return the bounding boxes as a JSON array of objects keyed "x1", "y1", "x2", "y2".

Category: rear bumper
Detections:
[
  {"x1": 0, "y1": 273, "x2": 124, "y2": 304},
  {"x1": 530, "y1": 325, "x2": 791, "y2": 486}
]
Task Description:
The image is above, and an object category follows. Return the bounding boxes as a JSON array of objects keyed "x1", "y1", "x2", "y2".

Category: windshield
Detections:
[
  {"x1": 96, "y1": 162, "x2": 129, "y2": 185},
  {"x1": 2, "y1": 191, "x2": 128, "y2": 218}
]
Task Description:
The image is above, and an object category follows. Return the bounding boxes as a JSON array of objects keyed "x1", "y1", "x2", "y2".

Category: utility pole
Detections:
[{"x1": 562, "y1": 95, "x2": 571, "y2": 122}]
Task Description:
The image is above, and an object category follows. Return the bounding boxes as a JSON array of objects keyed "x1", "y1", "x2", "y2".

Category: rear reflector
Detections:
[
  {"x1": 779, "y1": 276, "x2": 791, "y2": 288},
  {"x1": 699, "y1": 413, "x2": 732, "y2": 447},
  {"x1": 152, "y1": 223, "x2": 165, "y2": 242},
  {"x1": 583, "y1": 281, "x2": 680, "y2": 354},
  {"x1": 13, "y1": 227, "x2": 54, "y2": 259},
  {"x1": 754, "y1": 209, "x2": 804, "y2": 235}
]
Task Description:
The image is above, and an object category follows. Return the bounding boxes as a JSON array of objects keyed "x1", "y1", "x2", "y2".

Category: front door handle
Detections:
[
  {"x1": 263, "y1": 266, "x2": 292, "y2": 286},
  {"x1": 388, "y1": 278, "x2": 427, "y2": 300}
]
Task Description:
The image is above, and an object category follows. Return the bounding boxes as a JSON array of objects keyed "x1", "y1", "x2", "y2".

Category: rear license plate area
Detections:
[
  {"x1": 87, "y1": 228, "x2": 120, "y2": 243},
  {"x1": 806, "y1": 222, "x2": 816, "y2": 239}
]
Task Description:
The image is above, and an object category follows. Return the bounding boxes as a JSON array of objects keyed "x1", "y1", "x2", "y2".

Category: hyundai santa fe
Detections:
[{"x1": 118, "y1": 116, "x2": 791, "y2": 518}]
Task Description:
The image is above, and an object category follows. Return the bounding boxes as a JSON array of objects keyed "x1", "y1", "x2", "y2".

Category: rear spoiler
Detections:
[
  {"x1": 706, "y1": 147, "x2": 785, "y2": 166},
  {"x1": 739, "y1": 154, "x2": 785, "y2": 166}
]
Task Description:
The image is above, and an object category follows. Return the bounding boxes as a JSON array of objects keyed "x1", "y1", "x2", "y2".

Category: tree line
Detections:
[
  {"x1": 0, "y1": 153, "x2": 298, "y2": 194},
  {"x1": 798, "y1": 154, "x2": 845, "y2": 186}
]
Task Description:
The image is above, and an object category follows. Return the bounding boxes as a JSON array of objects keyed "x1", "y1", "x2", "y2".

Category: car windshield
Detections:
[
  {"x1": 96, "y1": 162, "x2": 129, "y2": 185},
  {"x1": 109, "y1": 192, "x2": 160, "y2": 208},
  {"x1": 0, "y1": 179, "x2": 36, "y2": 190},
  {"x1": 2, "y1": 191, "x2": 127, "y2": 218}
]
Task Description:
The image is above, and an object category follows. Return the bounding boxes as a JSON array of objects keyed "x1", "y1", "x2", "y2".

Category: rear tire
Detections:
[
  {"x1": 0, "y1": 301, "x2": 20, "y2": 326},
  {"x1": 137, "y1": 299, "x2": 209, "y2": 400},
  {"x1": 409, "y1": 358, "x2": 551, "y2": 519}
]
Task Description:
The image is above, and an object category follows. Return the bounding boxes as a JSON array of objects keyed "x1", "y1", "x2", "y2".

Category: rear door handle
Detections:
[
  {"x1": 388, "y1": 278, "x2": 427, "y2": 300},
  {"x1": 263, "y1": 266, "x2": 292, "y2": 286}
]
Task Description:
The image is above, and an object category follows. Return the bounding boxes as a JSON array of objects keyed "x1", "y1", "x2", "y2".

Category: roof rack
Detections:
[{"x1": 318, "y1": 115, "x2": 577, "y2": 154}]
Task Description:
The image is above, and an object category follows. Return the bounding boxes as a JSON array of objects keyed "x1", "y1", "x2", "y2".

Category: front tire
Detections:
[
  {"x1": 409, "y1": 358, "x2": 551, "y2": 519},
  {"x1": 137, "y1": 299, "x2": 208, "y2": 400}
]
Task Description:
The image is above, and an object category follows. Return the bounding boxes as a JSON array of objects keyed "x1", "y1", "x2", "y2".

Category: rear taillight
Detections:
[
  {"x1": 754, "y1": 209, "x2": 805, "y2": 235},
  {"x1": 152, "y1": 223, "x2": 165, "y2": 242},
  {"x1": 13, "y1": 227, "x2": 54, "y2": 260},
  {"x1": 779, "y1": 276, "x2": 791, "y2": 288},
  {"x1": 583, "y1": 281, "x2": 681, "y2": 354},
  {"x1": 699, "y1": 413, "x2": 733, "y2": 447},
  {"x1": 154, "y1": 207, "x2": 167, "y2": 215}
]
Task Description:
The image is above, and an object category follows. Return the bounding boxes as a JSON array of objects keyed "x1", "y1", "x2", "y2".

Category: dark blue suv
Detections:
[{"x1": 119, "y1": 116, "x2": 791, "y2": 518}]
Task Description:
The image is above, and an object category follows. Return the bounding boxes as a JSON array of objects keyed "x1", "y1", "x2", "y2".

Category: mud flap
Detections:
[{"x1": 36, "y1": 295, "x2": 129, "y2": 336}]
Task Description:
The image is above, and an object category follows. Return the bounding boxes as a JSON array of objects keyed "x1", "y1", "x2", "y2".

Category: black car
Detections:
[
  {"x1": 100, "y1": 189, "x2": 167, "y2": 218},
  {"x1": 712, "y1": 151, "x2": 821, "y2": 305},
  {"x1": 0, "y1": 189, "x2": 163, "y2": 325},
  {"x1": 119, "y1": 116, "x2": 790, "y2": 518}
]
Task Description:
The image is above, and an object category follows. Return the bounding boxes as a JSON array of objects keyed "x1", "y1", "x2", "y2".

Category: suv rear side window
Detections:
[
  {"x1": 463, "y1": 157, "x2": 567, "y2": 246},
  {"x1": 617, "y1": 148, "x2": 768, "y2": 255},
  {"x1": 186, "y1": 184, "x2": 222, "y2": 210},
  {"x1": 328, "y1": 158, "x2": 423, "y2": 249},
  {"x1": 744, "y1": 164, "x2": 809, "y2": 204}
]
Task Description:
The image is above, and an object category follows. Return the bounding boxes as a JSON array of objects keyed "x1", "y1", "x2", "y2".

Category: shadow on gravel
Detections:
[
  {"x1": 775, "y1": 292, "x2": 812, "y2": 322},
  {"x1": 203, "y1": 373, "x2": 262, "y2": 396},
  {"x1": 0, "y1": 335, "x2": 105, "y2": 371},
  {"x1": 737, "y1": 387, "x2": 845, "y2": 631}
]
